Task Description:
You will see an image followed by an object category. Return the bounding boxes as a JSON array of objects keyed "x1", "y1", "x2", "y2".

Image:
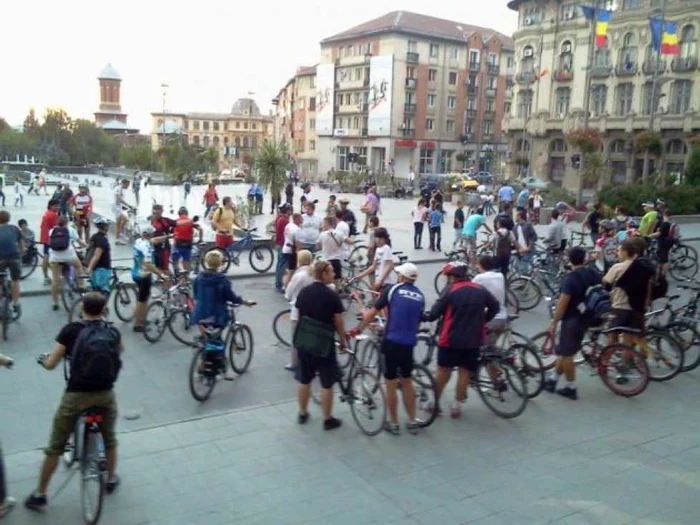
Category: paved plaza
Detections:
[{"x1": 2, "y1": 177, "x2": 700, "y2": 523}]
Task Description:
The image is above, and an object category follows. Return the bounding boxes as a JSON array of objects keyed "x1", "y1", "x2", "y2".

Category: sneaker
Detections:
[
  {"x1": 52, "y1": 304, "x2": 59, "y2": 311},
  {"x1": 557, "y1": 386, "x2": 578, "y2": 400},
  {"x1": 223, "y1": 370, "x2": 235, "y2": 381},
  {"x1": 24, "y1": 493, "x2": 47, "y2": 512},
  {"x1": 323, "y1": 416, "x2": 342, "y2": 431},
  {"x1": 43, "y1": 277, "x2": 52, "y2": 286},
  {"x1": 0, "y1": 497, "x2": 16, "y2": 518},
  {"x1": 12, "y1": 303, "x2": 20, "y2": 315},
  {"x1": 297, "y1": 412, "x2": 309, "y2": 425},
  {"x1": 105, "y1": 475, "x2": 120, "y2": 494},
  {"x1": 405, "y1": 420, "x2": 421, "y2": 435},
  {"x1": 450, "y1": 401, "x2": 463, "y2": 419},
  {"x1": 132, "y1": 325, "x2": 144, "y2": 333},
  {"x1": 284, "y1": 364, "x2": 297, "y2": 372},
  {"x1": 383, "y1": 421, "x2": 400, "y2": 435},
  {"x1": 543, "y1": 378, "x2": 557, "y2": 393}
]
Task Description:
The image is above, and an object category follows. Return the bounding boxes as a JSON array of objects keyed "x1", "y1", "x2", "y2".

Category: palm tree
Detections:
[{"x1": 254, "y1": 140, "x2": 291, "y2": 201}]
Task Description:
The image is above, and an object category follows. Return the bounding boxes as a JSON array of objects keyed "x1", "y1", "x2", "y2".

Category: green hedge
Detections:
[{"x1": 597, "y1": 184, "x2": 700, "y2": 215}]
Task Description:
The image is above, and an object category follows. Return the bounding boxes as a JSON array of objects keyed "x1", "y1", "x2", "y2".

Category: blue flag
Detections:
[{"x1": 580, "y1": 5, "x2": 596, "y2": 21}]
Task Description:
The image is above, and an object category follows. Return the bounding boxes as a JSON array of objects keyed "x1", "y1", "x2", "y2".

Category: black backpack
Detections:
[
  {"x1": 495, "y1": 231, "x2": 512, "y2": 259},
  {"x1": 49, "y1": 227, "x2": 70, "y2": 251},
  {"x1": 70, "y1": 322, "x2": 122, "y2": 391},
  {"x1": 582, "y1": 284, "x2": 611, "y2": 324}
]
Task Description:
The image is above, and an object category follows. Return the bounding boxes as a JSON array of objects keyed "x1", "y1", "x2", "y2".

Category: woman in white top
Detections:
[
  {"x1": 48, "y1": 216, "x2": 85, "y2": 311},
  {"x1": 355, "y1": 227, "x2": 396, "y2": 291},
  {"x1": 317, "y1": 217, "x2": 345, "y2": 282},
  {"x1": 412, "y1": 199, "x2": 428, "y2": 249},
  {"x1": 283, "y1": 250, "x2": 315, "y2": 371},
  {"x1": 282, "y1": 213, "x2": 302, "y2": 287}
]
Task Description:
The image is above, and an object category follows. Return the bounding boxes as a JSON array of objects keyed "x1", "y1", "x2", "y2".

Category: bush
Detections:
[
  {"x1": 543, "y1": 186, "x2": 576, "y2": 207},
  {"x1": 598, "y1": 183, "x2": 700, "y2": 215},
  {"x1": 685, "y1": 146, "x2": 700, "y2": 186}
]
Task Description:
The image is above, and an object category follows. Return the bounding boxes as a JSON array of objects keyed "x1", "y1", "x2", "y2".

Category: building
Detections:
[
  {"x1": 94, "y1": 64, "x2": 139, "y2": 135},
  {"x1": 503, "y1": 0, "x2": 700, "y2": 190},
  {"x1": 313, "y1": 10, "x2": 514, "y2": 178},
  {"x1": 150, "y1": 98, "x2": 274, "y2": 168},
  {"x1": 273, "y1": 65, "x2": 319, "y2": 177}
]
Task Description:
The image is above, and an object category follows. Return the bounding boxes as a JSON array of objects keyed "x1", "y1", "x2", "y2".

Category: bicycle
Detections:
[
  {"x1": 19, "y1": 240, "x2": 43, "y2": 280},
  {"x1": 122, "y1": 208, "x2": 141, "y2": 241},
  {"x1": 143, "y1": 273, "x2": 196, "y2": 345},
  {"x1": 433, "y1": 268, "x2": 520, "y2": 316},
  {"x1": 0, "y1": 269, "x2": 21, "y2": 341},
  {"x1": 647, "y1": 237, "x2": 698, "y2": 281},
  {"x1": 201, "y1": 228, "x2": 274, "y2": 273},
  {"x1": 68, "y1": 267, "x2": 140, "y2": 323}
]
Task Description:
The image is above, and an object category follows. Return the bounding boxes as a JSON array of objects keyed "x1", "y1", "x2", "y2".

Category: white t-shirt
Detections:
[
  {"x1": 282, "y1": 223, "x2": 300, "y2": 254},
  {"x1": 318, "y1": 230, "x2": 345, "y2": 261},
  {"x1": 373, "y1": 245, "x2": 396, "y2": 285},
  {"x1": 48, "y1": 226, "x2": 80, "y2": 263},
  {"x1": 14, "y1": 181, "x2": 21, "y2": 195},
  {"x1": 285, "y1": 266, "x2": 315, "y2": 321},
  {"x1": 413, "y1": 206, "x2": 426, "y2": 223},
  {"x1": 297, "y1": 214, "x2": 321, "y2": 244},
  {"x1": 473, "y1": 271, "x2": 507, "y2": 320},
  {"x1": 335, "y1": 220, "x2": 351, "y2": 259},
  {"x1": 114, "y1": 186, "x2": 125, "y2": 213}
]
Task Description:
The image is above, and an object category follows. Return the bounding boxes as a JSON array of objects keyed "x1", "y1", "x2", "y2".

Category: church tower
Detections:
[{"x1": 94, "y1": 63, "x2": 137, "y2": 134}]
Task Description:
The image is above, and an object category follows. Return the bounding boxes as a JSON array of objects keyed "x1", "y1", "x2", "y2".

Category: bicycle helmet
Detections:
[
  {"x1": 628, "y1": 219, "x2": 639, "y2": 228},
  {"x1": 441, "y1": 261, "x2": 470, "y2": 278},
  {"x1": 78, "y1": 183, "x2": 88, "y2": 190},
  {"x1": 93, "y1": 216, "x2": 112, "y2": 226},
  {"x1": 601, "y1": 220, "x2": 615, "y2": 231},
  {"x1": 178, "y1": 206, "x2": 188, "y2": 215}
]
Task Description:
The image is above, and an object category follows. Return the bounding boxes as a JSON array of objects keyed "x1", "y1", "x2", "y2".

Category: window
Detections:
[
  {"x1": 681, "y1": 25, "x2": 697, "y2": 60},
  {"x1": 609, "y1": 140, "x2": 626, "y2": 154},
  {"x1": 487, "y1": 53, "x2": 497, "y2": 66},
  {"x1": 428, "y1": 69, "x2": 437, "y2": 82},
  {"x1": 213, "y1": 136, "x2": 220, "y2": 147},
  {"x1": 352, "y1": 116, "x2": 360, "y2": 129},
  {"x1": 213, "y1": 122, "x2": 219, "y2": 131},
  {"x1": 446, "y1": 119, "x2": 455, "y2": 132},
  {"x1": 223, "y1": 137, "x2": 229, "y2": 145},
  {"x1": 593, "y1": 47, "x2": 610, "y2": 67},
  {"x1": 223, "y1": 122, "x2": 228, "y2": 131},
  {"x1": 464, "y1": 120, "x2": 473, "y2": 134},
  {"x1": 309, "y1": 118, "x2": 316, "y2": 130},
  {"x1": 203, "y1": 136, "x2": 210, "y2": 147},
  {"x1": 561, "y1": 3, "x2": 577, "y2": 20},
  {"x1": 620, "y1": 32, "x2": 637, "y2": 69},
  {"x1": 622, "y1": 0, "x2": 640, "y2": 9},
  {"x1": 242, "y1": 137, "x2": 249, "y2": 148},
  {"x1": 559, "y1": 40, "x2": 572, "y2": 71},
  {"x1": 193, "y1": 135, "x2": 200, "y2": 146},
  {"x1": 244, "y1": 122, "x2": 249, "y2": 129},
  {"x1": 448, "y1": 72, "x2": 457, "y2": 85},
  {"x1": 405, "y1": 91, "x2": 415, "y2": 104},
  {"x1": 642, "y1": 81, "x2": 657, "y2": 115},
  {"x1": 338, "y1": 146, "x2": 350, "y2": 171},
  {"x1": 310, "y1": 76, "x2": 315, "y2": 88},
  {"x1": 591, "y1": 85, "x2": 607, "y2": 116},
  {"x1": 522, "y1": 6, "x2": 542, "y2": 25},
  {"x1": 429, "y1": 43, "x2": 439, "y2": 58},
  {"x1": 345, "y1": 93, "x2": 351, "y2": 105},
  {"x1": 235, "y1": 122, "x2": 240, "y2": 129},
  {"x1": 406, "y1": 66, "x2": 416, "y2": 79},
  {"x1": 353, "y1": 92, "x2": 360, "y2": 105},
  {"x1": 203, "y1": 121, "x2": 210, "y2": 131},
  {"x1": 666, "y1": 139, "x2": 686, "y2": 155},
  {"x1": 517, "y1": 89, "x2": 533, "y2": 117},
  {"x1": 408, "y1": 40, "x2": 417, "y2": 52},
  {"x1": 354, "y1": 146, "x2": 367, "y2": 166},
  {"x1": 551, "y1": 139, "x2": 567, "y2": 153},
  {"x1": 309, "y1": 140, "x2": 316, "y2": 151},
  {"x1": 488, "y1": 75, "x2": 496, "y2": 89},
  {"x1": 426, "y1": 118, "x2": 434, "y2": 130},
  {"x1": 467, "y1": 97, "x2": 476, "y2": 110},
  {"x1": 193, "y1": 121, "x2": 200, "y2": 131},
  {"x1": 355, "y1": 67, "x2": 362, "y2": 81},
  {"x1": 251, "y1": 138, "x2": 257, "y2": 149},
  {"x1": 336, "y1": 93, "x2": 343, "y2": 106},
  {"x1": 252, "y1": 123, "x2": 257, "y2": 130},
  {"x1": 449, "y1": 46, "x2": 459, "y2": 60},
  {"x1": 671, "y1": 80, "x2": 692, "y2": 114},
  {"x1": 504, "y1": 101, "x2": 512, "y2": 114},
  {"x1": 516, "y1": 138, "x2": 530, "y2": 152},
  {"x1": 419, "y1": 148, "x2": 435, "y2": 174},
  {"x1": 615, "y1": 83, "x2": 634, "y2": 116},
  {"x1": 469, "y1": 50, "x2": 479, "y2": 65},
  {"x1": 521, "y1": 46, "x2": 534, "y2": 73},
  {"x1": 507, "y1": 57, "x2": 515, "y2": 69},
  {"x1": 298, "y1": 98, "x2": 305, "y2": 110},
  {"x1": 447, "y1": 96, "x2": 456, "y2": 109},
  {"x1": 486, "y1": 100, "x2": 495, "y2": 113},
  {"x1": 427, "y1": 94, "x2": 436, "y2": 107},
  {"x1": 484, "y1": 122, "x2": 493, "y2": 135},
  {"x1": 234, "y1": 137, "x2": 240, "y2": 147},
  {"x1": 309, "y1": 97, "x2": 316, "y2": 111}
]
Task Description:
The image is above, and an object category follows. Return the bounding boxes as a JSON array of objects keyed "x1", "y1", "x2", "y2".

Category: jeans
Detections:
[
  {"x1": 275, "y1": 246, "x2": 287, "y2": 290},
  {"x1": 429, "y1": 226, "x2": 441, "y2": 251},
  {"x1": 453, "y1": 228, "x2": 463, "y2": 248},
  {"x1": 517, "y1": 251, "x2": 533, "y2": 275},
  {"x1": 413, "y1": 222, "x2": 424, "y2": 248}
]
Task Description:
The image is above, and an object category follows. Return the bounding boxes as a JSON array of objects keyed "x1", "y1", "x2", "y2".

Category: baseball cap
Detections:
[
  {"x1": 395, "y1": 262, "x2": 418, "y2": 280},
  {"x1": 339, "y1": 197, "x2": 350, "y2": 204},
  {"x1": 642, "y1": 202, "x2": 655, "y2": 208}
]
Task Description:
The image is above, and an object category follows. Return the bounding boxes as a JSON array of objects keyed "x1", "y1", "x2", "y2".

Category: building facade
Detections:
[
  {"x1": 312, "y1": 11, "x2": 514, "y2": 179},
  {"x1": 150, "y1": 98, "x2": 274, "y2": 168},
  {"x1": 503, "y1": 0, "x2": 700, "y2": 189},
  {"x1": 273, "y1": 66, "x2": 319, "y2": 178},
  {"x1": 94, "y1": 63, "x2": 139, "y2": 135}
]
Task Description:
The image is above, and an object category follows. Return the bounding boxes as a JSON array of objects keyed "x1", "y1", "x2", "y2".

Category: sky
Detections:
[{"x1": 0, "y1": 1, "x2": 517, "y2": 133}]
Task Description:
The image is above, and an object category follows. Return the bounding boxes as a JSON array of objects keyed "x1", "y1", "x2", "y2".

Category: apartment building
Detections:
[
  {"x1": 272, "y1": 66, "x2": 319, "y2": 178},
  {"x1": 315, "y1": 10, "x2": 514, "y2": 178},
  {"x1": 150, "y1": 98, "x2": 274, "y2": 167},
  {"x1": 503, "y1": 0, "x2": 700, "y2": 189}
]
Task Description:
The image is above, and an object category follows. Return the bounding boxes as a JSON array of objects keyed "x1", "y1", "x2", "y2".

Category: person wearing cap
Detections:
[
  {"x1": 85, "y1": 217, "x2": 113, "y2": 295},
  {"x1": 70, "y1": 184, "x2": 93, "y2": 243},
  {"x1": 350, "y1": 262, "x2": 425, "y2": 435},
  {"x1": 354, "y1": 227, "x2": 396, "y2": 292},
  {"x1": 273, "y1": 204, "x2": 292, "y2": 292},
  {"x1": 338, "y1": 197, "x2": 358, "y2": 236},
  {"x1": 171, "y1": 207, "x2": 203, "y2": 272},
  {"x1": 211, "y1": 197, "x2": 243, "y2": 249},
  {"x1": 149, "y1": 204, "x2": 176, "y2": 273},
  {"x1": 132, "y1": 226, "x2": 171, "y2": 332},
  {"x1": 638, "y1": 202, "x2": 659, "y2": 237}
]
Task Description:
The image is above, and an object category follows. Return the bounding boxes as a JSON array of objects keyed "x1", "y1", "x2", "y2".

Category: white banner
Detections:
[
  {"x1": 315, "y1": 63, "x2": 335, "y2": 136},
  {"x1": 368, "y1": 55, "x2": 393, "y2": 136}
]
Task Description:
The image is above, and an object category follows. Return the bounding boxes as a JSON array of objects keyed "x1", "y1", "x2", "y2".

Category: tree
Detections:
[
  {"x1": 198, "y1": 147, "x2": 219, "y2": 174},
  {"x1": 685, "y1": 145, "x2": 700, "y2": 186},
  {"x1": 581, "y1": 151, "x2": 607, "y2": 188},
  {"x1": 0, "y1": 117, "x2": 8, "y2": 134},
  {"x1": 119, "y1": 143, "x2": 156, "y2": 171},
  {"x1": 22, "y1": 109, "x2": 40, "y2": 139},
  {"x1": 254, "y1": 140, "x2": 291, "y2": 199}
]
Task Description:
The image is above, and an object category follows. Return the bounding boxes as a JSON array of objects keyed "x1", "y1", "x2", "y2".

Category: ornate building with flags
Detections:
[{"x1": 503, "y1": 0, "x2": 700, "y2": 192}]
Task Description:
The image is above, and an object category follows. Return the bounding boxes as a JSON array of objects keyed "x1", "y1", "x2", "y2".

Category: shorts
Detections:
[
  {"x1": 0, "y1": 259, "x2": 21, "y2": 280},
  {"x1": 657, "y1": 247, "x2": 670, "y2": 264},
  {"x1": 49, "y1": 250, "x2": 79, "y2": 265},
  {"x1": 74, "y1": 212, "x2": 89, "y2": 226},
  {"x1": 558, "y1": 317, "x2": 585, "y2": 356},
  {"x1": 295, "y1": 350, "x2": 339, "y2": 389},
  {"x1": 171, "y1": 245, "x2": 192, "y2": 263},
  {"x1": 215, "y1": 233, "x2": 233, "y2": 249},
  {"x1": 437, "y1": 346, "x2": 480, "y2": 373},
  {"x1": 113, "y1": 206, "x2": 125, "y2": 220},
  {"x1": 152, "y1": 249, "x2": 170, "y2": 271},
  {"x1": 46, "y1": 390, "x2": 118, "y2": 457},
  {"x1": 283, "y1": 252, "x2": 297, "y2": 271},
  {"x1": 486, "y1": 318, "x2": 508, "y2": 346},
  {"x1": 464, "y1": 235, "x2": 477, "y2": 254},
  {"x1": 381, "y1": 340, "x2": 414, "y2": 380},
  {"x1": 90, "y1": 267, "x2": 112, "y2": 294},
  {"x1": 607, "y1": 308, "x2": 646, "y2": 333},
  {"x1": 43, "y1": 244, "x2": 50, "y2": 256},
  {"x1": 329, "y1": 259, "x2": 342, "y2": 280},
  {"x1": 133, "y1": 275, "x2": 152, "y2": 303}
]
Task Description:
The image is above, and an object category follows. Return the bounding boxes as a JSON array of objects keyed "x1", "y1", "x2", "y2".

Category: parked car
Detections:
[{"x1": 520, "y1": 176, "x2": 548, "y2": 190}]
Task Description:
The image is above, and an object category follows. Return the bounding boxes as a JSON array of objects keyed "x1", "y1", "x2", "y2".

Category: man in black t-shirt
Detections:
[
  {"x1": 546, "y1": 246, "x2": 601, "y2": 400},
  {"x1": 85, "y1": 218, "x2": 112, "y2": 295},
  {"x1": 652, "y1": 208, "x2": 674, "y2": 276},
  {"x1": 453, "y1": 200, "x2": 465, "y2": 249},
  {"x1": 294, "y1": 261, "x2": 348, "y2": 431},
  {"x1": 584, "y1": 203, "x2": 603, "y2": 246}
]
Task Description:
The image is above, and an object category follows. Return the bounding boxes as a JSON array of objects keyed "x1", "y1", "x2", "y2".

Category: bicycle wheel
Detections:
[
  {"x1": 349, "y1": 368, "x2": 386, "y2": 436},
  {"x1": 644, "y1": 329, "x2": 684, "y2": 382},
  {"x1": 143, "y1": 301, "x2": 168, "y2": 343},
  {"x1": 189, "y1": 349, "x2": 216, "y2": 401},
  {"x1": 412, "y1": 363, "x2": 438, "y2": 428},
  {"x1": 249, "y1": 244, "x2": 274, "y2": 273},
  {"x1": 359, "y1": 339, "x2": 382, "y2": 376},
  {"x1": 347, "y1": 244, "x2": 370, "y2": 270},
  {"x1": 80, "y1": 430, "x2": 105, "y2": 525},
  {"x1": 61, "y1": 280, "x2": 78, "y2": 313},
  {"x1": 414, "y1": 334, "x2": 435, "y2": 369},
  {"x1": 666, "y1": 320, "x2": 700, "y2": 372},
  {"x1": 62, "y1": 420, "x2": 81, "y2": 468},
  {"x1": 597, "y1": 344, "x2": 650, "y2": 397},
  {"x1": 112, "y1": 284, "x2": 138, "y2": 323},
  {"x1": 434, "y1": 270, "x2": 448, "y2": 295},
  {"x1": 669, "y1": 255, "x2": 698, "y2": 281},
  {"x1": 509, "y1": 276, "x2": 542, "y2": 311},
  {"x1": 68, "y1": 296, "x2": 82, "y2": 323},
  {"x1": 228, "y1": 324, "x2": 254, "y2": 374},
  {"x1": 508, "y1": 344, "x2": 545, "y2": 399},
  {"x1": 272, "y1": 309, "x2": 292, "y2": 347},
  {"x1": 20, "y1": 250, "x2": 39, "y2": 280},
  {"x1": 1, "y1": 297, "x2": 9, "y2": 341},
  {"x1": 168, "y1": 310, "x2": 198, "y2": 347},
  {"x1": 201, "y1": 246, "x2": 231, "y2": 273},
  {"x1": 475, "y1": 360, "x2": 528, "y2": 419}
]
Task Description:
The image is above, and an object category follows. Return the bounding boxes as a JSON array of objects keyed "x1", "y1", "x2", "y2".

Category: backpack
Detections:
[
  {"x1": 582, "y1": 284, "x2": 611, "y2": 324},
  {"x1": 69, "y1": 322, "x2": 122, "y2": 391},
  {"x1": 49, "y1": 226, "x2": 70, "y2": 251},
  {"x1": 495, "y1": 231, "x2": 512, "y2": 259},
  {"x1": 668, "y1": 222, "x2": 679, "y2": 241}
]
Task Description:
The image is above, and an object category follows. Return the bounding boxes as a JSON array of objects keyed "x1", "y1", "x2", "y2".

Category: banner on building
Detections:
[
  {"x1": 368, "y1": 55, "x2": 393, "y2": 137},
  {"x1": 315, "y1": 63, "x2": 335, "y2": 136}
]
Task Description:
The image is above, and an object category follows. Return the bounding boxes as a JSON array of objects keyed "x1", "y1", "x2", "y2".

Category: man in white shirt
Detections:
[
  {"x1": 317, "y1": 217, "x2": 346, "y2": 282},
  {"x1": 282, "y1": 213, "x2": 302, "y2": 286},
  {"x1": 333, "y1": 210, "x2": 352, "y2": 262},
  {"x1": 472, "y1": 254, "x2": 507, "y2": 345},
  {"x1": 113, "y1": 179, "x2": 132, "y2": 245},
  {"x1": 297, "y1": 202, "x2": 321, "y2": 252}
]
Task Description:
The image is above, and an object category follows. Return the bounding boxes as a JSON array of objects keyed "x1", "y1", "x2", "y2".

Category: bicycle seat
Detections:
[
  {"x1": 392, "y1": 251, "x2": 404, "y2": 255},
  {"x1": 417, "y1": 327, "x2": 432, "y2": 334},
  {"x1": 601, "y1": 326, "x2": 643, "y2": 335},
  {"x1": 507, "y1": 313, "x2": 519, "y2": 322},
  {"x1": 398, "y1": 255, "x2": 409, "y2": 263},
  {"x1": 197, "y1": 317, "x2": 219, "y2": 327},
  {"x1": 82, "y1": 406, "x2": 107, "y2": 423},
  {"x1": 113, "y1": 266, "x2": 131, "y2": 272}
]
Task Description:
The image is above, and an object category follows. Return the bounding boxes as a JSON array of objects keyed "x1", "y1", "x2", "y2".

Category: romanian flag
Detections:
[
  {"x1": 581, "y1": 6, "x2": 612, "y2": 48},
  {"x1": 649, "y1": 18, "x2": 680, "y2": 55}
]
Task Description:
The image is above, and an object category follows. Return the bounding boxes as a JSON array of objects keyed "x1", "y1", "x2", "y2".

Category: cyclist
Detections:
[
  {"x1": 211, "y1": 197, "x2": 243, "y2": 249},
  {"x1": 85, "y1": 217, "x2": 112, "y2": 295},
  {"x1": 0, "y1": 211, "x2": 23, "y2": 315},
  {"x1": 282, "y1": 213, "x2": 302, "y2": 288},
  {"x1": 48, "y1": 215, "x2": 86, "y2": 311},
  {"x1": 545, "y1": 209, "x2": 567, "y2": 253},
  {"x1": 171, "y1": 207, "x2": 202, "y2": 273},
  {"x1": 113, "y1": 178, "x2": 132, "y2": 245},
  {"x1": 351, "y1": 262, "x2": 425, "y2": 435},
  {"x1": 25, "y1": 292, "x2": 122, "y2": 513},
  {"x1": 39, "y1": 199, "x2": 60, "y2": 285},
  {"x1": 338, "y1": 197, "x2": 357, "y2": 236},
  {"x1": 472, "y1": 255, "x2": 508, "y2": 345},
  {"x1": 149, "y1": 204, "x2": 176, "y2": 273},
  {"x1": 638, "y1": 202, "x2": 658, "y2": 237},
  {"x1": 354, "y1": 227, "x2": 396, "y2": 292},
  {"x1": 132, "y1": 227, "x2": 171, "y2": 332},
  {"x1": 298, "y1": 202, "x2": 321, "y2": 252},
  {"x1": 462, "y1": 207, "x2": 492, "y2": 263},
  {"x1": 70, "y1": 184, "x2": 93, "y2": 243},
  {"x1": 424, "y1": 262, "x2": 500, "y2": 418}
]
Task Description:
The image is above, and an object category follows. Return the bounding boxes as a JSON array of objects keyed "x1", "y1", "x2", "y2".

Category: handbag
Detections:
[{"x1": 293, "y1": 316, "x2": 336, "y2": 358}]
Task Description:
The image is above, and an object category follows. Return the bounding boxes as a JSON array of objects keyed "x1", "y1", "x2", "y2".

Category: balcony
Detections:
[
  {"x1": 484, "y1": 110, "x2": 495, "y2": 119},
  {"x1": 554, "y1": 69, "x2": 573, "y2": 81},
  {"x1": 504, "y1": 88, "x2": 513, "y2": 100},
  {"x1": 405, "y1": 77, "x2": 417, "y2": 89},
  {"x1": 402, "y1": 129, "x2": 415, "y2": 138},
  {"x1": 485, "y1": 88, "x2": 496, "y2": 97},
  {"x1": 487, "y1": 63, "x2": 499, "y2": 75},
  {"x1": 672, "y1": 57, "x2": 698, "y2": 72},
  {"x1": 337, "y1": 53, "x2": 372, "y2": 66},
  {"x1": 460, "y1": 133, "x2": 473, "y2": 143},
  {"x1": 467, "y1": 84, "x2": 478, "y2": 95},
  {"x1": 406, "y1": 52, "x2": 419, "y2": 63},
  {"x1": 469, "y1": 61, "x2": 480, "y2": 72},
  {"x1": 466, "y1": 109, "x2": 477, "y2": 119},
  {"x1": 643, "y1": 58, "x2": 666, "y2": 74},
  {"x1": 589, "y1": 64, "x2": 612, "y2": 78},
  {"x1": 483, "y1": 133, "x2": 493, "y2": 141},
  {"x1": 404, "y1": 103, "x2": 417, "y2": 115},
  {"x1": 615, "y1": 62, "x2": 638, "y2": 76},
  {"x1": 515, "y1": 72, "x2": 536, "y2": 85}
]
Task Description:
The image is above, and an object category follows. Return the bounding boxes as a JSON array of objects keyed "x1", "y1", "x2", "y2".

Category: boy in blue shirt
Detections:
[{"x1": 428, "y1": 202, "x2": 443, "y2": 251}]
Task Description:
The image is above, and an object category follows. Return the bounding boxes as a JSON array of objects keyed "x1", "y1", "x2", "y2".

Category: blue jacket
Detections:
[{"x1": 191, "y1": 271, "x2": 242, "y2": 327}]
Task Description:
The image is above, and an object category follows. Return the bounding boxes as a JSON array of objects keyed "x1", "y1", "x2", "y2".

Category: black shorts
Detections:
[
  {"x1": 133, "y1": 276, "x2": 152, "y2": 303},
  {"x1": 330, "y1": 259, "x2": 342, "y2": 280},
  {"x1": 283, "y1": 252, "x2": 297, "y2": 271},
  {"x1": 296, "y1": 351, "x2": 339, "y2": 389},
  {"x1": 0, "y1": 259, "x2": 21, "y2": 280},
  {"x1": 657, "y1": 248, "x2": 670, "y2": 264},
  {"x1": 558, "y1": 317, "x2": 585, "y2": 356},
  {"x1": 437, "y1": 347, "x2": 480, "y2": 373},
  {"x1": 153, "y1": 249, "x2": 169, "y2": 271},
  {"x1": 607, "y1": 308, "x2": 646, "y2": 333},
  {"x1": 381, "y1": 340, "x2": 414, "y2": 380},
  {"x1": 43, "y1": 244, "x2": 50, "y2": 256}
]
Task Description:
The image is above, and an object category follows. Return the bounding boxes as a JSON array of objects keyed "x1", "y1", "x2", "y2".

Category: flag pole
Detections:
[
  {"x1": 643, "y1": 0, "x2": 667, "y2": 184},
  {"x1": 577, "y1": 6, "x2": 597, "y2": 205},
  {"x1": 527, "y1": 31, "x2": 545, "y2": 178}
]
